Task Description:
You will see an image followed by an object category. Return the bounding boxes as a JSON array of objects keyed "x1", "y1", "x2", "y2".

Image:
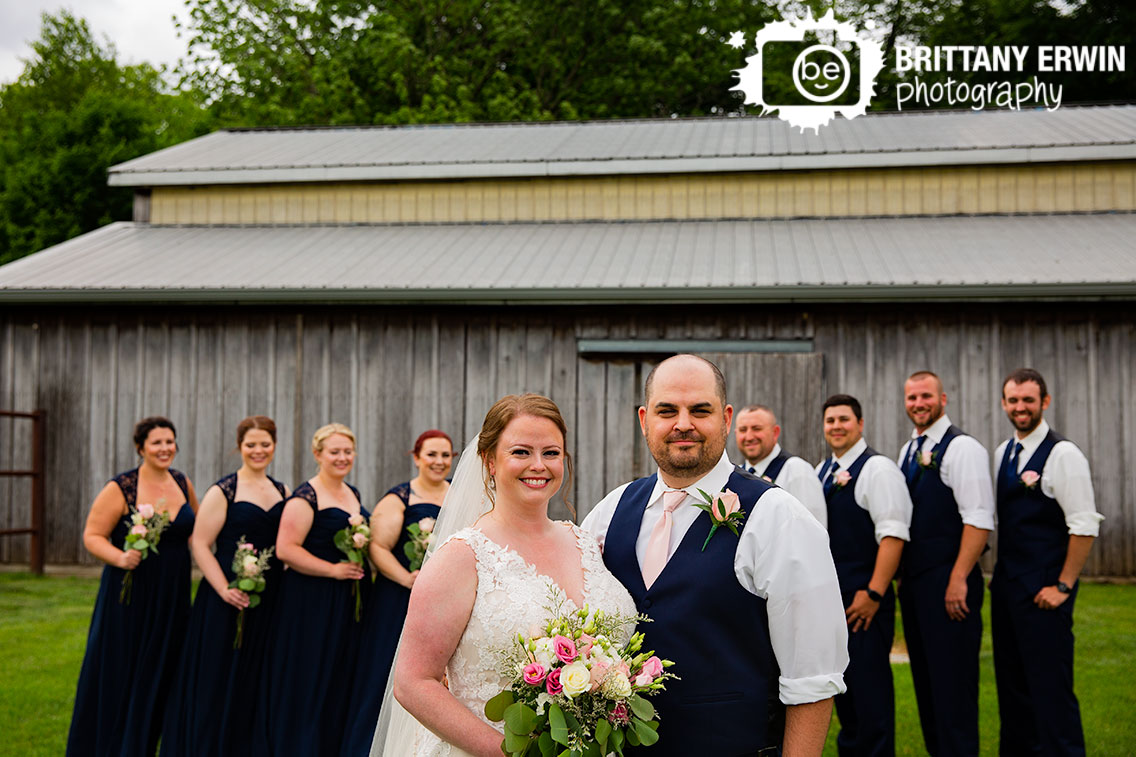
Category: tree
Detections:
[{"x1": 0, "y1": 12, "x2": 209, "y2": 264}]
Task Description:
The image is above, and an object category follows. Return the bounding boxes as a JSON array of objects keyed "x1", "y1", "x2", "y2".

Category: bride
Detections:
[{"x1": 372, "y1": 394, "x2": 636, "y2": 756}]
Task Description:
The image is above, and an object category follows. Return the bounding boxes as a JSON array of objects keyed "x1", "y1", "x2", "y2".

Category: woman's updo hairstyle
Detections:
[
  {"x1": 476, "y1": 394, "x2": 573, "y2": 510},
  {"x1": 237, "y1": 415, "x2": 277, "y2": 446},
  {"x1": 311, "y1": 423, "x2": 356, "y2": 454},
  {"x1": 133, "y1": 416, "x2": 176, "y2": 453},
  {"x1": 412, "y1": 429, "x2": 453, "y2": 457}
]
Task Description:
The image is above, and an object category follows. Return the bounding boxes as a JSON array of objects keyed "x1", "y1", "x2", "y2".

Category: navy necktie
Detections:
[
  {"x1": 747, "y1": 465, "x2": 756, "y2": 475},
  {"x1": 822, "y1": 461, "x2": 841, "y2": 496},
  {"x1": 905, "y1": 435, "x2": 927, "y2": 484}
]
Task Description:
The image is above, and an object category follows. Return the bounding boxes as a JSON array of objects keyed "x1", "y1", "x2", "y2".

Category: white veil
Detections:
[{"x1": 370, "y1": 434, "x2": 491, "y2": 756}]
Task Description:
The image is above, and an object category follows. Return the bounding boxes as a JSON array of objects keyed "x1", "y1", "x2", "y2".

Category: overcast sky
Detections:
[{"x1": 1, "y1": 0, "x2": 187, "y2": 84}]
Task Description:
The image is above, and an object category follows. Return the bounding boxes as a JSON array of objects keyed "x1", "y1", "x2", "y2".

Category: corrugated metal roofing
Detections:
[
  {"x1": 108, "y1": 106, "x2": 1136, "y2": 187},
  {"x1": 2, "y1": 214, "x2": 1134, "y2": 303}
]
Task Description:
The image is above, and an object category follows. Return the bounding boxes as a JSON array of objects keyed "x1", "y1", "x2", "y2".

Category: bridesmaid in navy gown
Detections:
[
  {"x1": 343, "y1": 429, "x2": 452, "y2": 756},
  {"x1": 258, "y1": 423, "x2": 372, "y2": 756},
  {"x1": 67, "y1": 416, "x2": 198, "y2": 757},
  {"x1": 160, "y1": 416, "x2": 289, "y2": 756}
]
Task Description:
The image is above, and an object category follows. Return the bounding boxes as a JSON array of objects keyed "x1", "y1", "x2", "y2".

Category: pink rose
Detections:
[
  {"x1": 239, "y1": 542, "x2": 254, "y2": 551},
  {"x1": 244, "y1": 562, "x2": 261, "y2": 577},
  {"x1": 545, "y1": 668, "x2": 563, "y2": 695},
  {"x1": 352, "y1": 532, "x2": 367, "y2": 548},
  {"x1": 616, "y1": 661, "x2": 631, "y2": 679},
  {"x1": 130, "y1": 524, "x2": 147, "y2": 536},
  {"x1": 577, "y1": 633, "x2": 595, "y2": 658},
  {"x1": 1020, "y1": 470, "x2": 1041, "y2": 489},
  {"x1": 634, "y1": 671, "x2": 654, "y2": 687},
  {"x1": 522, "y1": 663, "x2": 546, "y2": 685},
  {"x1": 589, "y1": 660, "x2": 610, "y2": 692},
  {"x1": 711, "y1": 490, "x2": 741, "y2": 522},
  {"x1": 137, "y1": 503, "x2": 155, "y2": 519},
  {"x1": 348, "y1": 513, "x2": 364, "y2": 527},
  {"x1": 418, "y1": 517, "x2": 435, "y2": 534},
  {"x1": 553, "y1": 635, "x2": 577, "y2": 664},
  {"x1": 607, "y1": 701, "x2": 630, "y2": 726},
  {"x1": 918, "y1": 450, "x2": 934, "y2": 467},
  {"x1": 640, "y1": 656, "x2": 664, "y2": 678},
  {"x1": 834, "y1": 470, "x2": 852, "y2": 488}
]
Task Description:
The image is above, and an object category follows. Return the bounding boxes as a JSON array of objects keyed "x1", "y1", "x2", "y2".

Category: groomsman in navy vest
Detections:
[
  {"x1": 735, "y1": 404, "x2": 827, "y2": 526},
  {"x1": 583, "y1": 355, "x2": 848, "y2": 756},
  {"x1": 992, "y1": 368, "x2": 1102, "y2": 757},
  {"x1": 815, "y1": 394, "x2": 912, "y2": 757},
  {"x1": 897, "y1": 371, "x2": 994, "y2": 756}
]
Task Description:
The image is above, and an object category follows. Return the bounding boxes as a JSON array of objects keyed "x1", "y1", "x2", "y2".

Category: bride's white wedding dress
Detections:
[{"x1": 403, "y1": 523, "x2": 637, "y2": 757}]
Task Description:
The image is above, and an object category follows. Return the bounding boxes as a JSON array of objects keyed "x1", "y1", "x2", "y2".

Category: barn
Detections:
[{"x1": 1, "y1": 105, "x2": 1134, "y2": 575}]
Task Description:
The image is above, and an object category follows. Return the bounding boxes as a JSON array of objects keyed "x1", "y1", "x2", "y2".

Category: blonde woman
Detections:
[{"x1": 259, "y1": 423, "x2": 371, "y2": 756}]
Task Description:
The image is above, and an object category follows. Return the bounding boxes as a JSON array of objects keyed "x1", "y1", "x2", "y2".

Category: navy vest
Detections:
[
  {"x1": 904, "y1": 426, "x2": 964, "y2": 577},
  {"x1": 603, "y1": 471, "x2": 782, "y2": 755},
  {"x1": 995, "y1": 429, "x2": 1068, "y2": 581},
  {"x1": 762, "y1": 451, "x2": 792, "y2": 482},
  {"x1": 820, "y1": 447, "x2": 880, "y2": 595}
]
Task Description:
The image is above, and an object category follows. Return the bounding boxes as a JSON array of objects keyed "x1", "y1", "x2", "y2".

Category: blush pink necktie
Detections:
[{"x1": 641, "y1": 489, "x2": 687, "y2": 590}]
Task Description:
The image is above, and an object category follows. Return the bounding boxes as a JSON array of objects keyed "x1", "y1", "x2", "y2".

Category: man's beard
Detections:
[
  {"x1": 907, "y1": 403, "x2": 943, "y2": 428},
  {"x1": 1011, "y1": 410, "x2": 1041, "y2": 434},
  {"x1": 650, "y1": 429, "x2": 726, "y2": 479}
]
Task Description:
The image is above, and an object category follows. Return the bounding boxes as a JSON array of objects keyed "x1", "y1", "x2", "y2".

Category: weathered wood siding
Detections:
[
  {"x1": 1, "y1": 303, "x2": 1132, "y2": 576},
  {"x1": 147, "y1": 162, "x2": 1136, "y2": 225}
]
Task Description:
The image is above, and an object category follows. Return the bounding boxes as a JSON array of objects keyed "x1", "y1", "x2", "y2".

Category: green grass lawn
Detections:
[{"x1": 1, "y1": 573, "x2": 1133, "y2": 756}]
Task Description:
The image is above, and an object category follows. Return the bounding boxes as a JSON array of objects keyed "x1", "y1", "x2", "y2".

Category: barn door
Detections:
[{"x1": 573, "y1": 352, "x2": 825, "y2": 520}]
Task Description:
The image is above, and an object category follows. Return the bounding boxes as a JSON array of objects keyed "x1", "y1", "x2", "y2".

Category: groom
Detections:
[{"x1": 582, "y1": 355, "x2": 848, "y2": 756}]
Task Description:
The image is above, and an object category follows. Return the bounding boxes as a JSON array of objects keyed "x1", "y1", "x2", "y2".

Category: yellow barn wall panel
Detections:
[{"x1": 147, "y1": 162, "x2": 1136, "y2": 225}]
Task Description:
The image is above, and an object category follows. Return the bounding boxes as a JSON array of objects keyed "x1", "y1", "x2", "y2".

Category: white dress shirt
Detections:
[
  {"x1": 581, "y1": 452, "x2": 848, "y2": 705},
  {"x1": 814, "y1": 438, "x2": 912, "y2": 543},
  {"x1": 740, "y1": 443, "x2": 828, "y2": 528},
  {"x1": 896, "y1": 415, "x2": 995, "y2": 531},
  {"x1": 993, "y1": 420, "x2": 1103, "y2": 536}
]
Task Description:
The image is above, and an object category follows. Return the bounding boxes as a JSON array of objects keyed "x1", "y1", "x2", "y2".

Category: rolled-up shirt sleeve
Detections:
[
  {"x1": 940, "y1": 435, "x2": 996, "y2": 531},
  {"x1": 735, "y1": 489, "x2": 848, "y2": 704},
  {"x1": 855, "y1": 457, "x2": 913, "y2": 543},
  {"x1": 1044, "y1": 442, "x2": 1104, "y2": 537}
]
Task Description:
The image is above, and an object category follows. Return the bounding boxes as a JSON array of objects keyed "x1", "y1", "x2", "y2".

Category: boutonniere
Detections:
[
  {"x1": 760, "y1": 474, "x2": 775, "y2": 484},
  {"x1": 916, "y1": 449, "x2": 937, "y2": 470},
  {"x1": 692, "y1": 488, "x2": 746, "y2": 551},
  {"x1": 832, "y1": 470, "x2": 852, "y2": 490},
  {"x1": 1020, "y1": 470, "x2": 1040, "y2": 489}
]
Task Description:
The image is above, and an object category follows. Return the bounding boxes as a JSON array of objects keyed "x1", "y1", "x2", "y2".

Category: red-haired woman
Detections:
[{"x1": 342, "y1": 429, "x2": 453, "y2": 755}]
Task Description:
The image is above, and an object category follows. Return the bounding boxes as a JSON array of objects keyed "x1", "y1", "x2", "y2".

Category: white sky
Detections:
[{"x1": 1, "y1": 0, "x2": 187, "y2": 84}]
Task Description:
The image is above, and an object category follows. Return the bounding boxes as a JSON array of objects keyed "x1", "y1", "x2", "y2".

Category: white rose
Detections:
[
  {"x1": 560, "y1": 661, "x2": 591, "y2": 698},
  {"x1": 601, "y1": 672, "x2": 632, "y2": 699},
  {"x1": 243, "y1": 555, "x2": 258, "y2": 569}
]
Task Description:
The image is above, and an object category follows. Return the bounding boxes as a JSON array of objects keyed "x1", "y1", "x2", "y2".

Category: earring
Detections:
[{"x1": 488, "y1": 475, "x2": 496, "y2": 490}]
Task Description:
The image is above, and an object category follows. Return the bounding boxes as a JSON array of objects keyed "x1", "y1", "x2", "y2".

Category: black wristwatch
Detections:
[
  {"x1": 1056, "y1": 581, "x2": 1072, "y2": 594},
  {"x1": 865, "y1": 587, "x2": 883, "y2": 602}
]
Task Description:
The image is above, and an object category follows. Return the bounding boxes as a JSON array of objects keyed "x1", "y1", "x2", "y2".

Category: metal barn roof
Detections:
[
  {"x1": 108, "y1": 106, "x2": 1136, "y2": 187},
  {"x1": 2, "y1": 213, "x2": 1133, "y2": 303}
]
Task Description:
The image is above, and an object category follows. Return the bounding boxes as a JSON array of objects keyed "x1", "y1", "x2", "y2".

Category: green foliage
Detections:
[{"x1": 0, "y1": 11, "x2": 209, "y2": 265}]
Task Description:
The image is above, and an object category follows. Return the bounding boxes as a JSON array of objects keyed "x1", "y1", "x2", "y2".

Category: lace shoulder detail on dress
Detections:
[
  {"x1": 216, "y1": 472, "x2": 238, "y2": 504},
  {"x1": 386, "y1": 482, "x2": 411, "y2": 506},
  {"x1": 111, "y1": 468, "x2": 139, "y2": 508},
  {"x1": 169, "y1": 468, "x2": 189, "y2": 498},
  {"x1": 290, "y1": 481, "x2": 318, "y2": 510},
  {"x1": 268, "y1": 475, "x2": 287, "y2": 498}
]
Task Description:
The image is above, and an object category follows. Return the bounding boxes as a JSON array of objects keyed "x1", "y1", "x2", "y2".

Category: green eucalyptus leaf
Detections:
[
  {"x1": 548, "y1": 703, "x2": 569, "y2": 745},
  {"x1": 632, "y1": 718, "x2": 659, "y2": 746},
  {"x1": 247, "y1": 594, "x2": 261, "y2": 608},
  {"x1": 538, "y1": 730, "x2": 555, "y2": 757},
  {"x1": 504, "y1": 703, "x2": 539, "y2": 735},
  {"x1": 503, "y1": 728, "x2": 530, "y2": 754},
  {"x1": 484, "y1": 690, "x2": 514, "y2": 722},
  {"x1": 595, "y1": 718, "x2": 611, "y2": 748},
  {"x1": 238, "y1": 578, "x2": 256, "y2": 591},
  {"x1": 133, "y1": 539, "x2": 149, "y2": 551},
  {"x1": 628, "y1": 693, "x2": 654, "y2": 720}
]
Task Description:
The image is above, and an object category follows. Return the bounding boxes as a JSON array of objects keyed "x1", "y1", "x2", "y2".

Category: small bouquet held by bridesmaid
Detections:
[
  {"x1": 229, "y1": 538, "x2": 273, "y2": 649},
  {"x1": 486, "y1": 596, "x2": 676, "y2": 757},
  {"x1": 334, "y1": 514, "x2": 371, "y2": 621},
  {"x1": 403, "y1": 516, "x2": 436, "y2": 572},
  {"x1": 119, "y1": 502, "x2": 171, "y2": 604}
]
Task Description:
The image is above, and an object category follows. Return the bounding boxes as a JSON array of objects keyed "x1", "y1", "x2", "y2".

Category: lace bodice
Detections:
[{"x1": 413, "y1": 523, "x2": 636, "y2": 756}]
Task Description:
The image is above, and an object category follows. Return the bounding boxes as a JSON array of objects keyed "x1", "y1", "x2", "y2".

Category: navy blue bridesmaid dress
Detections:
[
  {"x1": 256, "y1": 481, "x2": 371, "y2": 757},
  {"x1": 342, "y1": 482, "x2": 441, "y2": 756},
  {"x1": 159, "y1": 473, "x2": 287, "y2": 757},
  {"x1": 67, "y1": 468, "x2": 195, "y2": 757}
]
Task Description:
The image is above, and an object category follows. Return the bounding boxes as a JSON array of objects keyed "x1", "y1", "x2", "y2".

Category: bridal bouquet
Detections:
[
  {"x1": 229, "y1": 538, "x2": 273, "y2": 649},
  {"x1": 334, "y1": 513, "x2": 371, "y2": 621},
  {"x1": 486, "y1": 598, "x2": 676, "y2": 757},
  {"x1": 403, "y1": 516, "x2": 436, "y2": 572},
  {"x1": 119, "y1": 502, "x2": 171, "y2": 604}
]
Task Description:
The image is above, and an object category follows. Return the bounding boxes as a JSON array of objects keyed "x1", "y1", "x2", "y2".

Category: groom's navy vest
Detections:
[
  {"x1": 820, "y1": 447, "x2": 879, "y2": 597},
  {"x1": 603, "y1": 470, "x2": 782, "y2": 756},
  {"x1": 994, "y1": 429, "x2": 1067, "y2": 585},
  {"x1": 903, "y1": 426, "x2": 965, "y2": 578}
]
